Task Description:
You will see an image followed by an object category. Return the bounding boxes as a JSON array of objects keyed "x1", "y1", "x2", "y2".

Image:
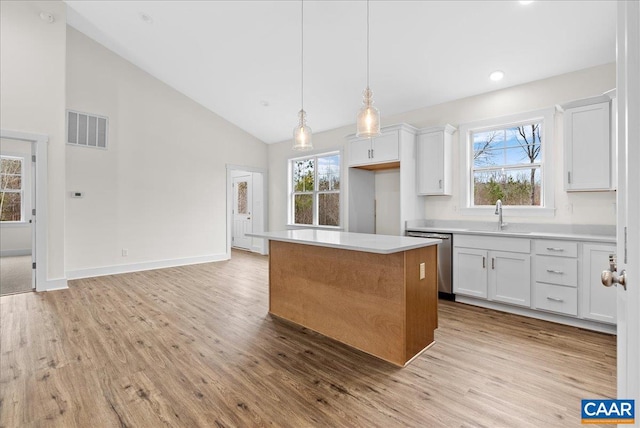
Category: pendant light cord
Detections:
[
  {"x1": 301, "y1": 0, "x2": 304, "y2": 111},
  {"x1": 366, "y1": 0, "x2": 370, "y2": 88}
]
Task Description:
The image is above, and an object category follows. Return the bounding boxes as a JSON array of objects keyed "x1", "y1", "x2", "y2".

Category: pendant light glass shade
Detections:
[
  {"x1": 356, "y1": 0, "x2": 381, "y2": 138},
  {"x1": 293, "y1": 109, "x2": 312, "y2": 150},
  {"x1": 356, "y1": 87, "x2": 380, "y2": 138},
  {"x1": 292, "y1": 0, "x2": 313, "y2": 151}
]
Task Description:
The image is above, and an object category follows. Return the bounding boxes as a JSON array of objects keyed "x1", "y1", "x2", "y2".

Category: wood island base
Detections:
[{"x1": 268, "y1": 240, "x2": 438, "y2": 367}]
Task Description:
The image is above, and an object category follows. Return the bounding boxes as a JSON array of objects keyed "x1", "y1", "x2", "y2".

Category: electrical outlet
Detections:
[
  {"x1": 419, "y1": 262, "x2": 425, "y2": 280},
  {"x1": 122, "y1": 249, "x2": 128, "y2": 257}
]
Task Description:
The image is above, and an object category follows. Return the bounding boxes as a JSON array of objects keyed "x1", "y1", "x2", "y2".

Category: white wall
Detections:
[
  {"x1": 268, "y1": 63, "x2": 617, "y2": 232},
  {"x1": 0, "y1": 0, "x2": 66, "y2": 283},
  {"x1": 0, "y1": 138, "x2": 32, "y2": 256},
  {"x1": 375, "y1": 169, "x2": 400, "y2": 235},
  {"x1": 65, "y1": 27, "x2": 267, "y2": 276}
]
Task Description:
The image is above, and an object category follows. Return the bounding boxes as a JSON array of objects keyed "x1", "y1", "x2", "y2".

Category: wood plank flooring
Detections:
[{"x1": 0, "y1": 250, "x2": 616, "y2": 427}]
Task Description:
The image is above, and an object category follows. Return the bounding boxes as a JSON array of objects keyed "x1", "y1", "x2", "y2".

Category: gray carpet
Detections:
[{"x1": 0, "y1": 255, "x2": 33, "y2": 296}]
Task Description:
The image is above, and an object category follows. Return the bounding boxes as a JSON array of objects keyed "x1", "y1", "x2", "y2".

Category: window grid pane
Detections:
[
  {"x1": 294, "y1": 194, "x2": 313, "y2": 225},
  {"x1": 0, "y1": 156, "x2": 23, "y2": 222}
]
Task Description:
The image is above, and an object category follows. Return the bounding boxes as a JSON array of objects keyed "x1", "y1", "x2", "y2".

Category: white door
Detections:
[
  {"x1": 232, "y1": 175, "x2": 252, "y2": 250},
  {"x1": 615, "y1": 0, "x2": 639, "y2": 416}
]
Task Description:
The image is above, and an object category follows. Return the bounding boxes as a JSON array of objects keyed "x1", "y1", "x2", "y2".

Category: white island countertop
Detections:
[{"x1": 248, "y1": 229, "x2": 441, "y2": 254}]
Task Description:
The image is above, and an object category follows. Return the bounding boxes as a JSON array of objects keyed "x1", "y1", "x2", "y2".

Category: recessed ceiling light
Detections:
[
  {"x1": 519, "y1": 1, "x2": 534, "y2": 5},
  {"x1": 260, "y1": 100, "x2": 270, "y2": 107},
  {"x1": 139, "y1": 12, "x2": 154, "y2": 24},
  {"x1": 40, "y1": 11, "x2": 55, "y2": 23},
  {"x1": 489, "y1": 70, "x2": 505, "y2": 82}
]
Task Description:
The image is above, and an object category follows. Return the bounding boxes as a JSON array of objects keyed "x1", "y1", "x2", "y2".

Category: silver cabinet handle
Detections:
[
  {"x1": 482, "y1": 256, "x2": 486, "y2": 268},
  {"x1": 568, "y1": 171, "x2": 572, "y2": 184},
  {"x1": 546, "y1": 296, "x2": 564, "y2": 302},
  {"x1": 546, "y1": 269, "x2": 564, "y2": 274},
  {"x1": 546, "y1": 247, "x2": 564, "y2": 252},
  {"x1": 367, "y1": 149, "x2": 371, "y2": 158},
  {"x1": 371, "y1": 149, "x2": 374, "y2": 158},
  {"x1": 438, "y1": 179, "x2": 442, "y2": 189},
  {"x1": 491, "y1": 258, "x2": 495, "y2": 270}
]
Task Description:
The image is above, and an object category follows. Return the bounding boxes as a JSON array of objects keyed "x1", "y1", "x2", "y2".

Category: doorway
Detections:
[
  {"x1": 0, "y1": 138, "x2": 34, "y2": 295},
  {"x1": 226, "y1": 165, "x2": 267, "y2": 257},
  {"x1": 232, "y1": 173, "x2": 253, "y2": 250}
]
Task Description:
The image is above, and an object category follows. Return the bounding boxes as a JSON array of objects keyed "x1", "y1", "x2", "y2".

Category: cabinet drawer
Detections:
[
  {"x1": 533, "y1": 240, "x2": 578, "y2": 258},
  {"x1": 534, "y1": 283, "x2": 578, "y2": 316},
  {"x1": 534, "y1": 256, "x2": 578, "y2": 287}
]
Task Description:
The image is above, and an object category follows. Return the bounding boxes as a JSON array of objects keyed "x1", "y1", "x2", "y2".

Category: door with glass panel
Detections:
[{"x1": 232, "y1": 174, "x2": 252, "y2": 250}]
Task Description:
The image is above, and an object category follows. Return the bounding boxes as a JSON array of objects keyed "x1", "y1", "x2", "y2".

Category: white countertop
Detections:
[
  {"x1": 405, "y1": 220, "x2": 616, "y2": 244},
  {"x1": 248, "y1": 229, "x2": 441, "y2": 254}
]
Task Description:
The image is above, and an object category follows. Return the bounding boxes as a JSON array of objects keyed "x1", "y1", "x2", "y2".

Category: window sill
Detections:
[
  {"x1": 0, "y1": 221, "x2": 29, "y2": 228},
  {"x1": 460, "y1": 207, "x2": 556, "y2": 218},
  {"x1": 286, "y1": 224, "x2": 343, "y2": 231}
]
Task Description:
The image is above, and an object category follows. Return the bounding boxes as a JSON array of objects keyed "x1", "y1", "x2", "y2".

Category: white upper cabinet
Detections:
[
  {"x1": 561, "y1": 95, "x2": 613, "y2": 191},
  {"x1": 348, "y1": 130, "x2": 399, "y2": 167},
  {"x1": 416, "y1": 125, "x2": 456, "y2": 195}
]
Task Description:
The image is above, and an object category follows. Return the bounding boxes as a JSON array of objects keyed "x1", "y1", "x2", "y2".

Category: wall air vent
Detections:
[{"x1": 66, "y1": 110, "x2": 108, "y2": 149}]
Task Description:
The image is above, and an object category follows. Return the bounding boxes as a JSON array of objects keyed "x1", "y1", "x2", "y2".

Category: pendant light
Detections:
[
  {"x1": 356, "y1": 0, "x2": 381, "y2": 138},
  {"x1": 292, "y1": 0, "x2": 312, "y2": 151}
]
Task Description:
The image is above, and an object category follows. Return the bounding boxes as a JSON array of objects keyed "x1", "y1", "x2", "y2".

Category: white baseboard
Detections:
[
  {"x1": 65, "y1": 253, "x2": 230, "y2": 280},
  {"x1": 1, "y1": 249, "x2": 31, "y2": 257},
  {"x1": 251, "y1": 245, "x2": 268, "y2": 255},
  {"x1": 40, "y1": 278, "x2": 68, "y2": 292},
  {"x1": 455, "y1": 295, "x2": 617, "y2": 335}
]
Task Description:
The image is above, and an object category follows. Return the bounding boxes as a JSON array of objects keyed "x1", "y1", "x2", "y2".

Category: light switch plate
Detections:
[{"x1": 419, "y1": 262, "x2": 425, "y2": 280}]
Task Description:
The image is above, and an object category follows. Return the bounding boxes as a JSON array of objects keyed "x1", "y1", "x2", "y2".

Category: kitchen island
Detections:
[{"x1": 249, "y1": 230, "x2": 440, "y2": 366}]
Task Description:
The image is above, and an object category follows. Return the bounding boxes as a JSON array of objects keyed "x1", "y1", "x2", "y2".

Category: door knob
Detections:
[
  {"x1": 601, "y1": 270, "x2": 626, "y2": 289},
  {"x1": 601, "y1": 254, "x2": 627, "y2": 290}
]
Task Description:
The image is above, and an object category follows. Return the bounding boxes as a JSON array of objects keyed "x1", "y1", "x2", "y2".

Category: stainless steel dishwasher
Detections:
[{"x1": 406, "y1": 231, "x2": 453, "y2": 299}]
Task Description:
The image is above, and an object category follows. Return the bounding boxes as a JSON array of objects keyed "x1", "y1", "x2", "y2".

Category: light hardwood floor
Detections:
[{"x1": 0, "y1": 250, "x2": 616, "y2": 427}]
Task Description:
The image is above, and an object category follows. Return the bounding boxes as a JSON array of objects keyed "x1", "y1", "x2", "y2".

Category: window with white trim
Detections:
[
  {"x1": 472, "y1": 122, "x2": 542, "y2": 206},
  {"x1": 289, "y1": 152, "x2": 340, "y2": 227},
  {"x1": 0, "y1": 156, "x2": 24, "y2": 222},
  {"x1": 459, "y1": 109, "x2": 555, "y2": 216}
]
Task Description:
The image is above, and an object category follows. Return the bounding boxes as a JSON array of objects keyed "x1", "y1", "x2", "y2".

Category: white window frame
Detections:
[
  {"x1": 0, "y1": 155, "x2": 25, "y2": 224},
  {"x1": 287, "y1": 150, "x2": 342, "y2": 229},
  {"x1": 459, "y1": 108, "x2": 556, "y2": 217}
]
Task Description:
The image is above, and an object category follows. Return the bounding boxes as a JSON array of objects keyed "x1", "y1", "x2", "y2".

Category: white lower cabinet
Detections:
[
  {"x1": 534, "y1": 283, "x2": 578, "y2": 316},
  {"x1": 453, "y1": 234, "x2": 617, "y2": 330},
  {"x1": 532, "y1": 240, "x2": 579, "y2": 316},
  {"x1": 489, "y1": 251, "x2": 531, "y2": 307},
  {"x1": 453, "y1": 248, "x2": 488, "y2": 298},
  {"x1": 453, "y1": 236, "x2": 530, "y2": 307},
  {"x1": 581, "y1": 244, "x2": 617, "y2": 324}
]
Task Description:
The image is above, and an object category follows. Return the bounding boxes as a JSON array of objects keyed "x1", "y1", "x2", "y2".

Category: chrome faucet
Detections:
[{"x1": 495, "y1": 199, "x2": 507, "y2": 230}]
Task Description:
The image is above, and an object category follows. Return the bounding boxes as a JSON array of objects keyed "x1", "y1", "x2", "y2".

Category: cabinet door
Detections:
[
  {"x1": 564, "y1": 102, "x2": 611, "y2": 191},
  {"x1": 370, "y1": 131, "x2": 399, "y2": 164},
  {"x1": 581, "y1": 244, "x2": 617, "y2": 324},
  {"x1": 348, "y1": 138, "x2": 372, "y2": 167},
  {"x1": 417, "y1": 131, "x2": 446, "y2": 195},
  {"x1": 453, "y1": 247, "x2": 487, "y2": 298},
  {"x1": 489, "y1": 251, "x2": 531, "y2": 307}
]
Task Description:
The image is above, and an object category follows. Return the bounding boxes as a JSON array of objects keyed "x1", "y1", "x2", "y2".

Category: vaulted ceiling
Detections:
[{"x1": 65, "y1": 1, "x2": 616, "y2": 144}]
